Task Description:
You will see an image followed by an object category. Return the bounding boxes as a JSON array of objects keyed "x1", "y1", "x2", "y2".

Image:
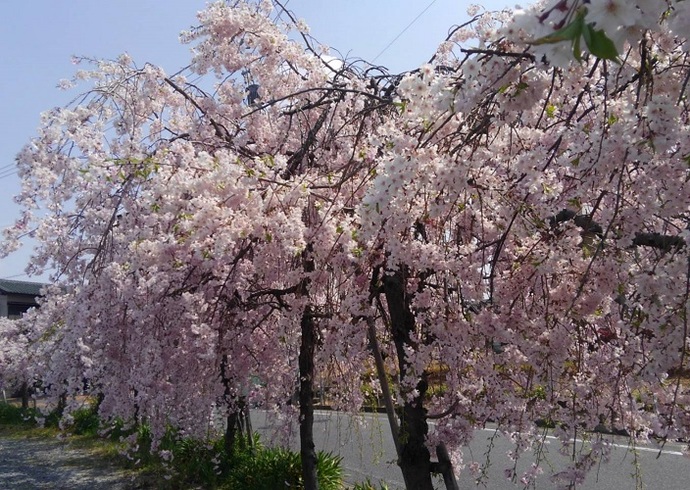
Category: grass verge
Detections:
[{"x1": 0, "y1": 399, "x2": 378, "y2": 489}]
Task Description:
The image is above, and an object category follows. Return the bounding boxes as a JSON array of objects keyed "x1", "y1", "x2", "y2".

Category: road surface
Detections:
[{"x1": 253, "y1": 410, "x2": 690, "y2": 489}]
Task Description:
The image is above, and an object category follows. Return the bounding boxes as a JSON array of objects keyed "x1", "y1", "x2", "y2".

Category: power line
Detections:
[
  {"x1": 371, "y1": 0, "x2": 439, "y2": 64},
  {"x1": 1, "y1": 273, "x2": 29, "y2": 279},
  {"x1": 274, "y1": 0, "x2": 291, "y2": 23},
  {"x1": 0, "y1": 169, "x2": 18, "y2": 180}
]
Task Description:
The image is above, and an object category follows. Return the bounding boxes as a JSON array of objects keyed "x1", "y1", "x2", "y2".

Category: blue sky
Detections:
[{"x1": 0, "y1": 0, "x2": 511, "y2": 281}]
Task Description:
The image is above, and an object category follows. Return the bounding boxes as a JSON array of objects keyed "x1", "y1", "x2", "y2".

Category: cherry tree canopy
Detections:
[{"x1": 2, "y1": 0, "x2": 690, "y2": 487}]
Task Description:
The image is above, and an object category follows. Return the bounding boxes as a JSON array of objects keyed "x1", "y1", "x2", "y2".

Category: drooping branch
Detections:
[
  {"x1": 632, "y1": 232, "x2": 686, "y2": 251},
  {"x1": 460, "y1": 47, "x2": 535, "y2": 61},
  {"x1": 164, "y1": 77, "x2": 231, "y2": 141},
  {"x1": 247, "y1": 283, "x2": 302, "y2": 301},
  {"x1": 242, "y1": 86, "x2": 391, "y2": 118},
  {"x1": 282, "y1": 108, "x2": 330, "y2": 179},
  {"x1": 548, "y1": 209, "x2": 603, "y2": 235},
  {"x1": 549, "y1": 209, "x2": 686, "y2": 251},
  {"x1": 164, "y1": 77, "x2": 259, "y2": 158},
  {"x1": 365, "y1": 314, "x2": 401, "y2": 458}
]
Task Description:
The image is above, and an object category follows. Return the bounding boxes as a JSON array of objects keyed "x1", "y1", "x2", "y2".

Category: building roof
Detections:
[{"x1": 0, "y1": 279, "x2": 48, "y2": 296}]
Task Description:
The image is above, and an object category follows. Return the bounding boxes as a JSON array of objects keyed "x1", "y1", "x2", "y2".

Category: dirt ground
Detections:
[{"x1": 0, "y1": 429, "x2": 146, "y2": 489}]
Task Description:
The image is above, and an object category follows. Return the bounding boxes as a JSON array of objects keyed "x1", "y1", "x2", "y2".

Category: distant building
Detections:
[{"x1": 0, "y1": 279, "x2": 47, "y2": 319}]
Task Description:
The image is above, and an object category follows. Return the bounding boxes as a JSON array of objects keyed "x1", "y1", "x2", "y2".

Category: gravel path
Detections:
[{"x1": 0, "y1": 434, "x2": 145, "y2": 489}]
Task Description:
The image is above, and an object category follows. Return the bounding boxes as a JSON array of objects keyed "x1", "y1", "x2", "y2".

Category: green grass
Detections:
[{"x1": 351, "y1": 480, "x2": 390, "y2": 490}]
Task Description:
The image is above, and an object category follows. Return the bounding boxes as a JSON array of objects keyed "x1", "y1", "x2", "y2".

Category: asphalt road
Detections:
[{"x1": 253, "y1": 410, "x2": 690, "y2": 489}]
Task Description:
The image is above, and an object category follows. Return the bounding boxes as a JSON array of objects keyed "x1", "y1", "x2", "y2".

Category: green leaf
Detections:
[
  {"x1": 582, "y1": 17, "x2": 593, "y2": 46},
  {"x1": 531, "y1": 12, "x2": 585, "y2": 46},
  {"x1": 514, "y1": 81, "x2": 529, "y2": 95},
  {"x1": 530, "y1": 8, "x2": 620, "y2": 63},
  {"x1": 573, "y1": 27, "x2": 583, "y2": 62},
  {"x1": 583, "y1": 24, "x2": 620, "y2": 62},
  {"x1": 392, "y1": 101, "x2": 407, "y2": 113}
]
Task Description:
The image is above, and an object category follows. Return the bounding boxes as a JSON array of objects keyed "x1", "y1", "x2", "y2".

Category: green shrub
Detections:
[
  {"x1": 0, "y1": 402, "x2": 38, "y2": 426},
  {"x1": 102, "y1": 417, "x2": 130, "y2": 441},
  {"x1": 226, "y1": 445, "x2": 301, "y2": 489},
  {"x1": 316, "y1": 450, "x2": 344, "y2": 489},
  {"x1": 170, "y1": 435, "x2": 227, "y2": 486},
  {"x1": 1, "y1": 402, "x2": 346, "y2": 490},
  {"x1": 43, "y1": 406, "x2": 63, "y2": 428},
  {"x1": 225, "y1": 445, "x2": 343, "y2": 490},
  {"x1": 351, "y1": 479, "x2": 389, "y2": 490},
  {"x1": 70, "y1": 404, "x2": 101, "y2": 436}
]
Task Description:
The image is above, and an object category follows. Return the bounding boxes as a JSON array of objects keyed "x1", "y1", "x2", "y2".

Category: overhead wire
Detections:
[
  {"x1": 0, "y1": 166, "x2": 17, "y2": 179},
  {"x1": 2, "y1": 1, "x2": 433, "y2": 184},
  {"x1": 1, "y1": 273, "x2": 30, "y2": 279},
  {"x1": 371, "y1": 0, "x2": 439, "y2": 64},
  {"x1": 0, "y1": 169, "x2": 17, "y2": 180}
]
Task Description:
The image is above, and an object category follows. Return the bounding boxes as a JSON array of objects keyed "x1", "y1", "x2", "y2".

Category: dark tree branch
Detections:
[
  {"x1": 632, "y1": 232, "x2": 686, "y2": 251},
  {"x1": 241, "y1": 86, "x2": 390, "y2": 119},
  {"x1": 460, "y1": 48, "x2": 535, "y2": 61},
  {"x1": 427, "y1": 399, "x2": 459, "y2": 419},
  {"x1": 247, "y1": 283, "x2": 301, "y2": 300},
  {"x1": 281, "y1": 108, "x2": 330, "y2": 179},
  {"x1": 549, "y1": 208, "x2": 686, "y2": 251}
]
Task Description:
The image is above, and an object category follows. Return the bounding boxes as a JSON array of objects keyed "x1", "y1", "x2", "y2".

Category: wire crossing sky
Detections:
[
  {"x1": 372, "y1": 0, "x2": 440, "y2": 63},
  {"x1": 0, "y1": 0, "x2": 510, "y2": 280}
]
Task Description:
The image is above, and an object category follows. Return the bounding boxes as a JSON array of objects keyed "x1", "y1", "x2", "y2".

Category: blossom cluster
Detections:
[
  {"x1": 2, "y1": 0, "x2": 690, "y2": 487},
  {"x1": 504, "y1": 0, "x2": 688, "y2": 66}
]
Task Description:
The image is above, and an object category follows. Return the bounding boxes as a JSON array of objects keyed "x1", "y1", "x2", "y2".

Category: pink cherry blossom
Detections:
[{"x1": 2, "y1": 1, "x2": 690, "y2": 489}]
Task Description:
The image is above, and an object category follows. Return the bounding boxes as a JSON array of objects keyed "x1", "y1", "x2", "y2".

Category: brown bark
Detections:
[
  {"x1": 219, "y1": 352, "x2": 249, "y2": 457},
  {"x1": 432, "y1": 442, "x2": 460, "y2": 490},
  {"x1": 299, "y1": 305, "x2": 319, "y2": 490},
  {"x1": 20, "y1": 381, "x2": 29, "y2": 410},
  {"x1": 225, "y1": 411, "x2": 239, "y2": 456},
  {"x1": 382, "y1": 269, "x2": 434, "y2": 490},
  {"x1": 224, "y1": 399, "x2": 254, "y2": 456},
  {"x1": 298, "y1": 242, "x2": 319, "y2": 490}
]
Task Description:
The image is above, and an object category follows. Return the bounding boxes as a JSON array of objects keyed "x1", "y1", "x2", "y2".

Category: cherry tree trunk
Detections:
[
  {"x1": 382, "y1": 270, "x2": 435, "y2": 490},
  {"x1": 398, "y1": 391, "x2": 433, "y2": 490},
  {"x1": 225, "y1": 411, "x2": 240, "y2": 455},
  {"x1": 220, "y1": 352, "x2": 241, "y2": 457},
  {"x1": 299, "y1": 304, "x2": 319, "y2": 490},
  {"x1": 299, "y1": 241, "x2": 319, "y2": 490},
  {"x1": 225, "y1": 399, "x2": 252, "y2": 456},
  {"x1": 20, "y1": 381, "x2": 29, "y2": 410}
]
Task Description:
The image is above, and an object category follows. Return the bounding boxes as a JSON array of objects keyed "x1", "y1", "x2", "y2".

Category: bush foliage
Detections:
[{"x1": 0, "y1": 401, "x2": 347, "y2": 489}]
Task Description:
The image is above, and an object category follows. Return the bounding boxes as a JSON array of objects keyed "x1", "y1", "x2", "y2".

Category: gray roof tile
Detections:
[{"x1": 0, "y1": 279, "x2": 48, "y2": 296}]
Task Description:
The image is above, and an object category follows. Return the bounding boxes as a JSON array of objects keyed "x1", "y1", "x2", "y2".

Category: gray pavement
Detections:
[
  {"x1": 0, "y1": 434, "x2": 139, "y2": 489},
  {"x1": 253, "y1": 410, "x2": 690, "y2": 489}
]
